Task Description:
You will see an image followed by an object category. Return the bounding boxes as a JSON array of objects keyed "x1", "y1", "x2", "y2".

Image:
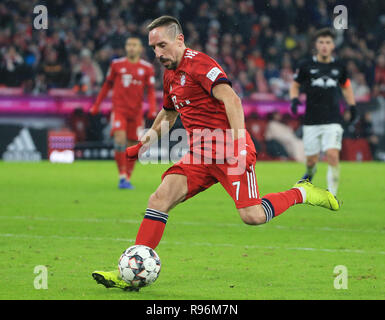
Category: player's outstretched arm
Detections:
[
  {"x1": 126, "y1": 109, "x2": 179, "y2": 160},
  {"x1": 141, "y1": 108, "x2": 179, "y2": 146}
]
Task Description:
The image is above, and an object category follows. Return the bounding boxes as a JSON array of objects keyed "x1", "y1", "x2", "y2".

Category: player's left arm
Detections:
[
  {"x1": 340, "y1": 79, "x2": 355, "y2": 105},
  {"x1": 340, "y1": 79, "x2": 357, "y2": 122},
  {"x1": 340, "y1": 63, "x2": 357, "y2": 122},
  {"x1": 212, "y1": 83, "x2": 245, "y2": 140},
  {"x1": 212, "y1": 83, "x2": 255, "y2": 171}
]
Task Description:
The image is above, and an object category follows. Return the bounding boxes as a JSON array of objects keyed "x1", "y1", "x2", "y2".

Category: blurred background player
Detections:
[
  {"x1": 289, "y1": 28, "x2": 357, "y2": 196},
  {"x1": 90, "y1": 37, "x2": 157, "y2": 189}
]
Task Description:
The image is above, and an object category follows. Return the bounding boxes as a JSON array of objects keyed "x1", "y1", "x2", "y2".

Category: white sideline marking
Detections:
[
  {"x1": 0, "y1": 233, "x2": 384, "y2": 256},
  {"x1": 0, "y1": 215, "x2": 384, "y2": 235}
]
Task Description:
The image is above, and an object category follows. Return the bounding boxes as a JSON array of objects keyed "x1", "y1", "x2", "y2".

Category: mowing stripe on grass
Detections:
[
  {"x1": 1, "y1": 215, "x2": 384, "y2": 235},
  {"x1": 1, "y1": 232, "x2": 384, "y2": 256}
]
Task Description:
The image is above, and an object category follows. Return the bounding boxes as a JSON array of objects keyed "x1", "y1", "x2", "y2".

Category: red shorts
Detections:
[
  {"x1": 110, "y1": 110, "x2": 143, "y2": 141},
  {"x1": 161, "y1": 152, "x2": 261, "y2": 209}
]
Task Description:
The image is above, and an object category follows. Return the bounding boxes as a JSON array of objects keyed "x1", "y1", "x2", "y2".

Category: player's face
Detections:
[
  {"x1": 125, "y1": 38, "x2": 142, "y2": 59},
  {"x1": 315, "y1": 36, "x2": 335, "y2": 58},
  {"x1": 149, "y1": 26, "x2": 184, "y2": 70}
]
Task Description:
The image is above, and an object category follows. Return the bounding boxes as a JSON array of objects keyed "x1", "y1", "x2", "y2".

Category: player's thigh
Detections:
[
  {"x1": 321, "y1": 124, "x2": 343, "y2": 154},
  {"x1": 303, "y1": 125, "x2": 322, "y2": 156},
  {"x1": 148, "y1": 174, "x2": 189, "y2": 213},
  {"x1": 213, "y1": 162, "x2": 261, "y2": 210},
  {"x1": 111, "y1": 112, "x2": 128, "y2": 140},
  {"x1": 238, "y1": 204, "x2": 266, "y2": 225},
  {"x1": 157, "y1": 153, "x2": 217, "y2": 212},
  {"x1": 125, "y1": 117, "x2": 140, "y2": 142}
]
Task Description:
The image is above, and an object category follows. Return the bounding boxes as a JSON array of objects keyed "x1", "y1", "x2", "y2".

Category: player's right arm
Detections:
[
  {"x1": 140, "y1": 73, "x2": 179, "y2": 146},
  {"x1": 90, "y1": 63, "x2": 115, "y2": 115},
  {"x1": 126, "y1": 75, "x2": 179, "y2": 159},
  {"x1": 126, "y1": 108, "x2": 179, "y2": 160},
  {"x1": 140, "y1": 108, "x2": 179, "y2": 146},
  {"x1": 289, "y1": 62, "x2": 306, "y2": 114}
]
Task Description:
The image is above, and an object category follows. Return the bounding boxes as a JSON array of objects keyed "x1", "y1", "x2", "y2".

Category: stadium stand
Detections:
[{"x1": 0, "y1": 0, "x2": 384, "y2": 160}]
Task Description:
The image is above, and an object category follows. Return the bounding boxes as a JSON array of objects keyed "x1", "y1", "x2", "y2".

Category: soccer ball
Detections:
[{"x1": 118, "y1": 245, "x2": 161, "y2": 288}]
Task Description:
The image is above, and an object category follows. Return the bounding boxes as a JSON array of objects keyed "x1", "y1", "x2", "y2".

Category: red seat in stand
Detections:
[{"x1": 340, "y1": 138, "x2": 372, "y2": 161}]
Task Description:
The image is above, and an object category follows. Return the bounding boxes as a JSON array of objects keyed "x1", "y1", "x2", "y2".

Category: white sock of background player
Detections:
[{"x1": 327, "y1": 165, "x2": 340, "y2": 196}]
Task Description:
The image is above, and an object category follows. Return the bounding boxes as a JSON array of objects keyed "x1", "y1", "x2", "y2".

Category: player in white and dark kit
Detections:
[{"x1": 290, "y1": 28, "x2": 357, "y2": 196}]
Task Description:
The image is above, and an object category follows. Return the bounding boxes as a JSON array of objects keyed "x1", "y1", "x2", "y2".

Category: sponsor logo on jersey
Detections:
[
  {"x1": 311, "y1": 77, "x2": 337, "y2": 88},
  {"x1": 3, "y1": 128, "x2": 41, "y2": 161},
  {"x1": 206, "y1": 67, "x2": 221, "y2": 82}
]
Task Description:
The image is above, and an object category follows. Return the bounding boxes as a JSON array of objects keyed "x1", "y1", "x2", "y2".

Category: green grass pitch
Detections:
[{"x1": 0, "y1": 160, "x2": 384, "y2": 300}]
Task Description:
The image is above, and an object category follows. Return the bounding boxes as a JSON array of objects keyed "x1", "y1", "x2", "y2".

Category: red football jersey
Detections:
[
  {"x1": 102, "y1": 57, "x2": 156, "y2": 117},
  {"x1": 163, "y1": 48, "x2": 252, "y2": 159},
  {"x1": 163, "y1": 48, "x2": 231, "y2": 132}
]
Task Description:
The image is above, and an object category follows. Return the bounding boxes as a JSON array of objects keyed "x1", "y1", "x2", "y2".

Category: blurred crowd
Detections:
[{"x1": 0, "y1": 0, "x2": 385, "y2": 100}]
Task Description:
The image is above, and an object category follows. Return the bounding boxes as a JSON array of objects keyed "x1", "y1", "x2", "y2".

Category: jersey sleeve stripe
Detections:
[
  {"x1": 210, "y1": 77, "x2": 232, "y2": 96},
  {"x1": 340, "y1": 78, "x2": 351, "y2": 88}
]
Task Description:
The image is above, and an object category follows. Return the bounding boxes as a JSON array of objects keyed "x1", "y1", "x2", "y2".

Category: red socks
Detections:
[
  {"x1": 262, "y1": 188, "x2": 303, "y2": 222},
  {"x1": 126, "y1": 157, "x2": 136, "y2": 181},
  {"x1": 135, "y1": 208, "x2": 169, "y2": 249},
  {"x1": 114, "y1": 151, "x2": 127, "y2": 178},
  {"x1": 115, "y1": 150, "x2": 137, "y2": 180}
]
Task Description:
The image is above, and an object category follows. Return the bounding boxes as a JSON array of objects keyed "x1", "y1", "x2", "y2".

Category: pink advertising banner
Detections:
[{"x1": 0, "y1": 94, "x2": 305, "y2": 117}]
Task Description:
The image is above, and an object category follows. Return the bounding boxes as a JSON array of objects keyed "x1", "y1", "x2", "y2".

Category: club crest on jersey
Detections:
[
  {"x1": 180, "y1": 73, "x2": 186, "y2": 86},
  {"x1": 331, "y1": 69, "x2": 340, "y2": 76},
  {"x1": 120, "y1": 68, "x2": 127, "y2": 73},
  {"x1": 138, "y1": 68, "x2": 144, "y2": 76}
]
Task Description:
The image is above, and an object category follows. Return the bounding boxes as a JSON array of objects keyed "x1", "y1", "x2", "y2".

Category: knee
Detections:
[
  {"x1": 148, "y1": 190, "x2": 164, "y2": 210},
  {"x1": 306, "y1": 156, "x2": 318, "y2": 167},
  {"x1": 114, "y1": 133, "x2": 126, "y2": 147},
  {"x1": 326, "y1": 152, "x2": 339, "y2": 166},
  {"x1": 148, "y1": 189, "x2": 174, "y2": 213},
  {"x1": 239, "y1": 206, "x2": 266, "y2": 225}
]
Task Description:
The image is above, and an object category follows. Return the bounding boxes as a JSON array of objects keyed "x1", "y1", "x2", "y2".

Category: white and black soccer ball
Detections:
[{"x1": 118, "y1": 245, "x2": 161, "y2": 288}]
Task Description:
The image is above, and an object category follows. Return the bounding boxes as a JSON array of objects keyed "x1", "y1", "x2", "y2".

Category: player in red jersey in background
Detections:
[
  {"x1": 90, "y1": 37, "x2": 157, "y2": 189},
  {"x1": 92, "y1": 16, "x2": 341, "y2": 290}
]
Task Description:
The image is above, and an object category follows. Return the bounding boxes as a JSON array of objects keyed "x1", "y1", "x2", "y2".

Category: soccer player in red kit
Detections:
[
  {"x1": 90, "y1": 37, "x2": 157, "y2": 189},
  {"x1": 92, "y1": 16, "x2": 341, "y2": 290}
]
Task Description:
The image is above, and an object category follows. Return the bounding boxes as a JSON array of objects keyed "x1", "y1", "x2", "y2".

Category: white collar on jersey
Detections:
[{"x1": 312, "y1": 55, "x2": 335, "y2": 63}]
